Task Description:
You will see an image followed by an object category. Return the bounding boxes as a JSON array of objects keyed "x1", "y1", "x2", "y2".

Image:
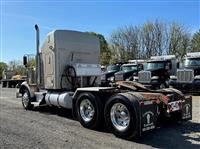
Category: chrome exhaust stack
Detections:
[{"x1": 35, "y1": 24, "x2": 40, "y2": 89}]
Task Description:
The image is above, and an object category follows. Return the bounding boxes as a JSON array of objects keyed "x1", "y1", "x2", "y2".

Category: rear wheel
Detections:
[
  {"x1": 22, "y1": 89, "x2": 33, "y2": 110},
  {"x1": 76, "y1": 92, "x2": 103, "y2": 129},
  {"x1": 110, "y1": 103, "x2": 130, "y2": 132},
  {"x1": 104, "y1": 94, "x2": 139, "y2": 139}
]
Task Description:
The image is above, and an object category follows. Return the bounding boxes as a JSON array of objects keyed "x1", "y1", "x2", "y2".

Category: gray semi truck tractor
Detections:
[{"x1": 17, "y1": 25, "x2": 192, "y2": 140}]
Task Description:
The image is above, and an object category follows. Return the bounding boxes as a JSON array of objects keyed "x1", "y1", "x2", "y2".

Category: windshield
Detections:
[
  {"x1": 107, "y1": 65, "x2": 120, "y2": 72},
  {"x1": 145, "y1": 62, "x2": 165, "y2": 70},
  {"x1": 122, "y1": 65, "x2": 137, "y2": 71},
  {"x1": 183, "y1": 58, "x2": 200, "y2": 67}
]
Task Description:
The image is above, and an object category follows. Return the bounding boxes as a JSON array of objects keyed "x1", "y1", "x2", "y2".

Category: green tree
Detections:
[
  {"x1": 27, "y1": 57, "x2": 36, "y2": 68},
  {"x1": 168, "y1": 22, "x2": 190, "y2": 58},
  {"x1": 191, "y1": 29, "x2": 200, "y2": 52},
  {"x1": 8, "y1": 60, "x2": 26, "y2": 76},
  {"x1": 86, "y1": 32, "x2": 111, "y2": 65},
  {"x1": 0, "y1": 62, "x2": 8, "y2": 80},
  {"x1": 109, "y1": 20, "x2": 191, "y2": 62}
]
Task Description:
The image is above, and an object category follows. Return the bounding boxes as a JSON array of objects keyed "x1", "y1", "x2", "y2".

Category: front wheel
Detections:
[
  {"x1": 159, "y1": 83, "x2": 166, "y2": 89},
  {"x1": 22, "y1": 89, "x2": 33, "y2": 110},
  {"x1": 159, "y1": 80, "x2": 169, "y2": 89}
]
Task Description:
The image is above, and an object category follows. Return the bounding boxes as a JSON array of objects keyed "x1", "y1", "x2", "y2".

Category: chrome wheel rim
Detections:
[
  {"x1": 22, "y1": 92, "x2": 29, "y2": 107},
  {"x1": 80, "y1": 99, "x2": 95, "y2": 122},
  {"x1": 110, "y1": 103, "x2": 130, "y2": 131}
]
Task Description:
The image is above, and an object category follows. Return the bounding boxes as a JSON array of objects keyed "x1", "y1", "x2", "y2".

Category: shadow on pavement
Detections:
[
  {"x1": 135, "y1": 121, "x2": 200, "y2": 149},
  {"x1": 33, "y1": 106, "x2": 74, "y2": 120},
  {"x1": 33, "y1": 106, "x2": 200, "y2": 148}
]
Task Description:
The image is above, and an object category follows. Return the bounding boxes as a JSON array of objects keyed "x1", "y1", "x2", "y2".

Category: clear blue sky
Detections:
[{"x1": 1, "y1": 0, "x2": 199, "y2": 63}]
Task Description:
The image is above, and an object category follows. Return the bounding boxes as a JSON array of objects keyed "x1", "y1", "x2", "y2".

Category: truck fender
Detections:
[
  {"x1": 19, "y1": 81, "x2": 34, "y2": 98},
  {"x1": 159, "y1": 88, "x2": 184, "y2": 97},
  {"x1": 127, "y1": 92, "x2": 158, "y2": 134}
]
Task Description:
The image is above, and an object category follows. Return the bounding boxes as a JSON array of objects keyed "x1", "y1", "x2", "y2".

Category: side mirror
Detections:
[
  {"x1": 169, "y1": 63, "x2": 172, "y2": 69},
  {"x1": 23, "y1": 56, "x2": 28, "y2": 67},
  {"x1": 140, "y1": 64, "x2": 144, "y2": 70},
  {"x1": 165, "y1": 65, "x2": 169, "y2": 70},
  {"x1": 165, "y1": 63, "x2": 172, "y2": 70},
  {"x1": 177, "y1": 62, "x2": 180, "y2": 68}
]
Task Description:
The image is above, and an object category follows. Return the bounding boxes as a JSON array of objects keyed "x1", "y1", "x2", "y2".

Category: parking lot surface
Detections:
[{"x1": 0, "y1": 87, "x2": 200, "y2": 149}]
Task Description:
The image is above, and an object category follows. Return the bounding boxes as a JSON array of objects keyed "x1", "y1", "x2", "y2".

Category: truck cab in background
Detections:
[
  {"x1": 138, "y1": 55, "x2": 178, "y2": 89},
  {"x1": 101, "y1": 64, "x2": 121, "y2": 85},
  {"x1": 169, "y1": 52, "x2": 200, "y2": 93},
  {"x1": 114, "y1": 60, "x2": 145, "y2": 81}
]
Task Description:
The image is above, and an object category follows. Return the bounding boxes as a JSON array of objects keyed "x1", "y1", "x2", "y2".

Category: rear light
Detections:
[
  {"x1": 140, "y1": 100, "x2": 153, "y2": 107},
  {"x1": 185, "y1": 95, "x2": 192, "y2": 100},
  {"x1": 140, "y1": 101, "x2": 144, "y2": 107}
]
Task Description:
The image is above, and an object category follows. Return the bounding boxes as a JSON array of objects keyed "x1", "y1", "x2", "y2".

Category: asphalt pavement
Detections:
[{"x1": 0, "y1": 87, "x2": 200, "y2": 149}]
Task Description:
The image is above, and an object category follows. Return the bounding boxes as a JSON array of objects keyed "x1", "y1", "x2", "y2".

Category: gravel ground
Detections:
[{"x1": 0, "y1": 87, "x2": 200, "y2": 149}]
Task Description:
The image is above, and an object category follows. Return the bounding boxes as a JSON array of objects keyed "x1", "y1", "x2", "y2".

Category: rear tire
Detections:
[
  {"x1": 22, "y1": 89, "x2": 33, "y2": 110},
  {"x1": 104, "y1": 94, "x2": 139, "y2": 140},
  {"x1": 76, "y1": 92, "x2": 103, "y2": 129}
]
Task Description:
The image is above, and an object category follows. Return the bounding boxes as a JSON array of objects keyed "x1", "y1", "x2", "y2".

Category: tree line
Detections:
[
  {"x1": 94, "y1": 20, "x2": 200, "y2": 65},
  {"x1": 0, "y1": 58, "x2": 36, "y2": 80}
]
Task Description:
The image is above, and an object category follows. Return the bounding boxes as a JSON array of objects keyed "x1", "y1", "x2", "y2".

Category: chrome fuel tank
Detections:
[{"x1": 45, "y1": 92, "x2": 74, "y2": 109}]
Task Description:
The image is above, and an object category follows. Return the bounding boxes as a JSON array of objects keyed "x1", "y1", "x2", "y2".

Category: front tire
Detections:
[
  {"x1": 76, "y1": 92, "x2": 103, "y2": 129},
  {"x1": 22, "y1": 89, "x2": 33, "y2": 110},
  {"x1": 104, "y1": 94, "x2": 139, "y2": 140},
  {"x1": 159, "y1": 83, "x2": 166, "y2": 89}
]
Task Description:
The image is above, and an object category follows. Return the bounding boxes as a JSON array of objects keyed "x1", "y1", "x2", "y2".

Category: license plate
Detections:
[{"x1": 167, "y1": 101, "x2": 181, "y2": 113}]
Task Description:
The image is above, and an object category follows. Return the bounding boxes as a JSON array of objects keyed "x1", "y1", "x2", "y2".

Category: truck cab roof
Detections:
[
  {"x1": 147, "y1": 59, "x2": 170, "y2": 63},
  {"x1": 122, "y1": 63, "x2": 137, "y2": 67}
]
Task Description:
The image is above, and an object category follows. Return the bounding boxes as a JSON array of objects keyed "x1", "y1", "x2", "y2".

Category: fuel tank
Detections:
[{"x1": 45, "y1": 91, "x2": 74, "y2": 109}]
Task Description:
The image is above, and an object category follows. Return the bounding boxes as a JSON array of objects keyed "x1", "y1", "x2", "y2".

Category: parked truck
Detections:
[
  {"x1": 18, "y1": 25, "x2": 192, "y2": 140},
  {"x1": 169, "y1": 52, "x2": 200, "y2": 93},
  {"x1": 114, "y1": 60, "x2": 145, "y2": 81},
  {"x1": 137, "y1": 55, "x2": 178, "y2": 89},
  {"x1": 1, "y1": 71, "x2": 26, "y2": 88},
  {"x1": 101, "y1": 64, "x2": 121, "y2": 85}
]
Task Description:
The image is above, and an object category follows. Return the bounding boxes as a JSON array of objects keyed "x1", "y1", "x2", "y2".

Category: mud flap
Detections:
[
  {"x1": 181, "y1": 96, "x2": 192, "y2": 120},
  {"x1": 140, "y1": 101, "x2": 158, "y2": 135}
]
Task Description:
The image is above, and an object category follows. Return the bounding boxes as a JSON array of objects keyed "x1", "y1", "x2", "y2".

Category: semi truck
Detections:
[
  {"x1": 18, "y1": 25, "x2": 192, "y2": 140},
  {"x1": 138, "y1": 55, "x2": 178, "y2": 89},
  {"x1": 101, "y1": 64, "x2": 121, "y2": 85},
  {"x1": 114, "y1": 60, "x2": 145, "y2": 81},
  {"x1": 169, "y1": 52, "x2": 200, "y2": 93}
]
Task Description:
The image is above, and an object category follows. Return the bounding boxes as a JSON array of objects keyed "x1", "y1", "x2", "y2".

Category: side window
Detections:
[{"x1": 169, "y1": 63, "x2": 172, "y2": 69}]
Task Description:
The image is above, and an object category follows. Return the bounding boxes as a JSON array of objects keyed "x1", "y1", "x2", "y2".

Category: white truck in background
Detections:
[{"x1": 169, "y1": 52, "x2": 200, "y2": 94}]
